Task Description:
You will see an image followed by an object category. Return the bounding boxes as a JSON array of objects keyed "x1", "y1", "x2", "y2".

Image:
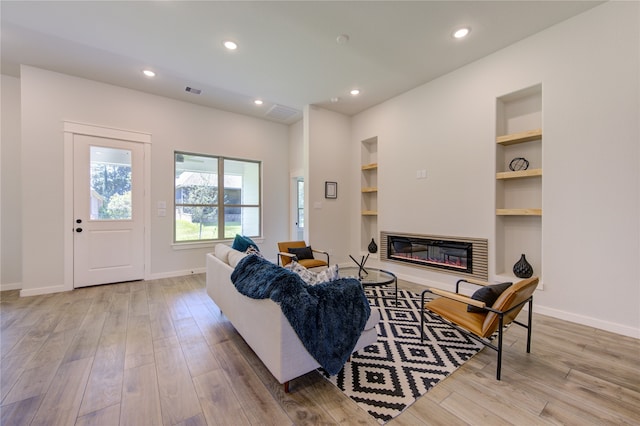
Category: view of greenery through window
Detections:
[
  {"x1": 175, "y1": 153, "x2": 261, "y2": 242},
  {"x1": 90, "y1": 147, "x2": 132, "y2": 220}
]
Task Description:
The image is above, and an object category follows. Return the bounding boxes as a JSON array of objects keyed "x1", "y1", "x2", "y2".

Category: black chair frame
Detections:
[{"x1": 420, "y1": 281, "x2": 534, "y2": 380}]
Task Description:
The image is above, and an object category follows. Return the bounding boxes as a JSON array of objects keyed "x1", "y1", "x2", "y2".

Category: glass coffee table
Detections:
[{"x1": 338, "y1": 266, "x2": 398, "y2": 306}]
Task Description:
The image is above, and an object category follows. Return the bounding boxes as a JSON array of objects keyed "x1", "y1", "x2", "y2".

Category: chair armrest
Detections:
[
  {"x1": 310, "y1": 249, "x2": 330, "y2": 264},
  {"x1": 455, "y1": 278, "x2": 512, "y2": 293},
  {"x1": 461, "y1": 278, "x2": 492, "y2": 287},
  {"x1": 429, "y1": 287, "x2": 486, "y2": 309},
  {"x1": 277, "y1": 251, "x2": 297, "y2": 266}
]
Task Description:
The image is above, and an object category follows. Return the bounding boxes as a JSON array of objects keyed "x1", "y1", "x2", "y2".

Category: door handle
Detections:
[{"x1": 76, "y1": 227, "x2": 83, "y2": 233}]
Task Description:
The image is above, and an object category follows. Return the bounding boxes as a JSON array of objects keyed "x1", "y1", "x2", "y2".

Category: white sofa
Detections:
[{"x1": 206, "y1": 244, "x2": 380, "y2": 392}]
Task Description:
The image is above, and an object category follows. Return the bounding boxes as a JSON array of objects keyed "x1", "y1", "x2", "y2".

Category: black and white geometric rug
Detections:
[{"x1": 320, "y1": 288, "x2": 484, "y2": 424}]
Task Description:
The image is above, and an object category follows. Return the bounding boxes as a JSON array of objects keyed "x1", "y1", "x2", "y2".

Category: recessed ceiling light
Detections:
[
  {"x1": 350, "y1": 89, "x2": 360, "y2": 96},
  {"x1": 143, "y1": 69, "x2": 156, "y2": 77},
  {"x1": 453, "y1": 27, "x2": 470, "y2": 39},
  {"x1": 336, "y1": 34, "x2": 350, "y2": 45},
  {"x1": 254, "y1": 99, "x2": 263, "y2": 105},
  {"x1": 223, "y1": 40, "x2": 238, "y2": 50}
]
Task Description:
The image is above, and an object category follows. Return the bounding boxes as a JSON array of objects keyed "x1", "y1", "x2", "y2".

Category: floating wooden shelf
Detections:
[
  {"x1": 361, "y1": 163, "x2": 378, "y2": 171},
  {"x1": 496, "y1": 128, "x2": 542, "y2": 146},
  {"x1": 361, "y1": 187, "x2": 378, "y2": 193},
  {"x1": 496, "y1": 168, "x2": 542, "y2": 180},
  {"x1": 496, "y1": 208, "x2": 542, "y2": 216},
  {"x1": 361, "y1": 210, "x2": 378, "y2": 216}
]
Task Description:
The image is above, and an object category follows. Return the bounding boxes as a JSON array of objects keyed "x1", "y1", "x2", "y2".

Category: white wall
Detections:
[
  {"x1": 306, "y1": 106, "x2": 353, "y2": 264},
  {"x1": 0, "y1": 75, "x2": 22, "y2": 290},
  {"x1": 351, "y1": 2, "x2": 640, "y2": 337},
  {"x1": 17, "y1": 66, "x2": 290, "y2": 294}
]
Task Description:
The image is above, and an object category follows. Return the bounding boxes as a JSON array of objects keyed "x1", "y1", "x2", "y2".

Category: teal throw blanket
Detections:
[{"x1": 230, "y1": 254, "x2": 371, "y2": 375}]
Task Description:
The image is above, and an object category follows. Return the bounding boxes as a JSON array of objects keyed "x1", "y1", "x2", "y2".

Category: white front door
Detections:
[{"x1": 73, "y1": 134, "x2": 145, "y2": 287}]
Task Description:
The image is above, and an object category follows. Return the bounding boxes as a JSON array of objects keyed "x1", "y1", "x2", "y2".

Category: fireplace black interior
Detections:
[{"x1": 387, "y1": 236, "x2": 472, "y2": 274}]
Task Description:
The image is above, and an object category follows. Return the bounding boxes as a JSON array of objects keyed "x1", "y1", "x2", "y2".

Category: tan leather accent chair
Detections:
[
  {"x1": 277, "y1": 241, "x2": 330, "y2": 269},
  {"x1": 420, "y1": 276, "x2": 539, "y2": 380}
]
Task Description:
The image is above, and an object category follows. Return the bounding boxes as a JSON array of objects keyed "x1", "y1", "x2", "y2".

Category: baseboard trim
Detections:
[
  {"x1": 20, "y1": 284, "x2": 69, "y2": 297},
  {"x1": 0, "y1": 282, "x2": 22, "y2": 291},
  {"x1": 147, "y1": 267, "x2": 206, "y2": 281},
  {"x1": 533, "y1": 305, "x2": 639, "y2": 339}
]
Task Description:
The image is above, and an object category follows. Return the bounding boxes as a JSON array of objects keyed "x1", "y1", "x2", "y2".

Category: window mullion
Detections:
[{"x1": 218, "y1": 157, "x2": 225, "y2": 240}]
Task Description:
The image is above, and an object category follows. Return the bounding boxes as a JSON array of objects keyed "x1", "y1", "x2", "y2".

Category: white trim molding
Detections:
[
  {"x1": 534, "y1": 305, "x2": 640, "y2": 340},
  {"x1": 0, "y1": 282, "x2": 22, "y2": 291},
  {"x1": 63, "y1": 121, "x2": 151, "y2": 144}
]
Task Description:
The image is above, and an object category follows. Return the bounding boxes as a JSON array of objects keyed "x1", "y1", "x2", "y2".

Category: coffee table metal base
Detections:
[{"x1": 338, "y1": 266, "x2": 398, "y2": 306}]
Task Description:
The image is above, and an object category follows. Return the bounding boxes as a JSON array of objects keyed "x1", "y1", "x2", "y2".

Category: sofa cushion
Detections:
[
  {"x1": 214, "y1": 243, "x2": 233, "y2": 264},
  {"x1": 287, "y1": 246, "x2": 314, "y2": 260},
  {"x1": 467, "y1": 282, "x2": 512, "y2": 313},
  {"x1": 228, "y1": 249, "x2": 248, "y2": 268},
  {"x1": 232, "y1": 234, "x2": 259, "y2": 252}
]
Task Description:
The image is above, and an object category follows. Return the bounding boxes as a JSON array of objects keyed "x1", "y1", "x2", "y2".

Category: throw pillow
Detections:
[
  {"x1": 314, "y1": 264, "x2": 339, "y2": 284},
  {"x1": 285, "y1": 261, "x2": 339, "y2": 285},
  {"x1": 232, "y1": 234, "x2": 259, "y2": 252},
  {"x1": 467, "y1": 281, "x2": 512, "y2": 313},
  {"x1": 287, "y1": 246, "x2": 314, "y2": 260},
  {"x1": 245, "y1": 246, "x2": 263, "y2": 258},
  {"x1": 285, "y1": 261, "x2": 317, "y2": 284}
]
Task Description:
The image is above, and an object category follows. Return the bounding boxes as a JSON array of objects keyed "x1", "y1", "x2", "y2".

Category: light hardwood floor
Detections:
[{"x1": 1, "y1": 275, "x2": 639, "y2": 425}]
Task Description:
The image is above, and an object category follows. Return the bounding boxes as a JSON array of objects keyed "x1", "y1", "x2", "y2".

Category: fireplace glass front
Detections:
[{"x1": 387, "y1": 236, "x2": 472, "y2": 274}]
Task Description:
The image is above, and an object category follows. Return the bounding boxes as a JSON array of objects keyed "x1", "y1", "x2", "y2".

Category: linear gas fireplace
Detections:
[{"x1": 380, "y1": 231, "x2": 488, "y2": 280}]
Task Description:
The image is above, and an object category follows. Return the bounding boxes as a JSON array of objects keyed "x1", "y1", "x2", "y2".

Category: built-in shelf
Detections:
[
  {"x1": 495, "y1": 85, "x2": 543, "y2": 281},
  {"x1": 496, "y1": 208, "x2": 542, "y2": 216},
  {"x1": 361, "y1": 137, "x2": 379, "y2": 252},
  {"x1": 496, "y1": 128, "x2": 542, "y2": 146},
  {"x1": 496, "y1": 168, "x2": 542, "y2": 180}
]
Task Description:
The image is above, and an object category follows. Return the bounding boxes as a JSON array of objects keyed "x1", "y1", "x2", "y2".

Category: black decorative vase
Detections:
[
  {"x1": 513, "y1": 254, "x2": 533, "y2": 278},
  {"x1": 368, "y1": 238, "x2": 378, "y2": 254}
]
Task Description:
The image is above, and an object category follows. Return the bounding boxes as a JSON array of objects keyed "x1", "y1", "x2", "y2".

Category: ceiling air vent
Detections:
[
  {"x1": 185, "y1": 86, "x2": 202, "y2": 95},
  {"x1": 265, "y1": 104, "x2": 300, "y2": 121}
]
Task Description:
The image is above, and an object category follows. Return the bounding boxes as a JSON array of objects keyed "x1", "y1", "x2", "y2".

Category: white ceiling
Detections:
[{"x1": 1, "y1": 1, "x2": 602, "y2": 124}]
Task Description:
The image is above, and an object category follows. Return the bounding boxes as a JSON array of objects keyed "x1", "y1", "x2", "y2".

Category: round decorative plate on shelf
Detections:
[{"x1": 509, "y1": 157, "x2": 529, "y2": 171}]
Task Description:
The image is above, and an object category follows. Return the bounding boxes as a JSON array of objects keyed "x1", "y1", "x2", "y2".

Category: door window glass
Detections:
[{"x1": 90, "y1": 146, "x2": 132, "y2": 220}]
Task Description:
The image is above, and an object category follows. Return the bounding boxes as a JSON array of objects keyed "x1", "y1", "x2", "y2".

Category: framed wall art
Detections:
[{"x1": 325, "y1": 181, "x2": 337, "y2": 199}]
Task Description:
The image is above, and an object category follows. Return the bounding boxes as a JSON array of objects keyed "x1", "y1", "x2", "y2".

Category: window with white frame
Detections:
[{"x1": 174, "y1": 152, "x2": 261, "y2": 242}]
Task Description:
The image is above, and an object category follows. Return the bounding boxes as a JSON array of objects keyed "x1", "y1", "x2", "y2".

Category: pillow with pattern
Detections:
[
  {"x1": 245, "y1": 246, "x2": 264, "y2": 258},
  {"x1": 285, "y1": 261, "x2": 339, "y2": 285}
]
